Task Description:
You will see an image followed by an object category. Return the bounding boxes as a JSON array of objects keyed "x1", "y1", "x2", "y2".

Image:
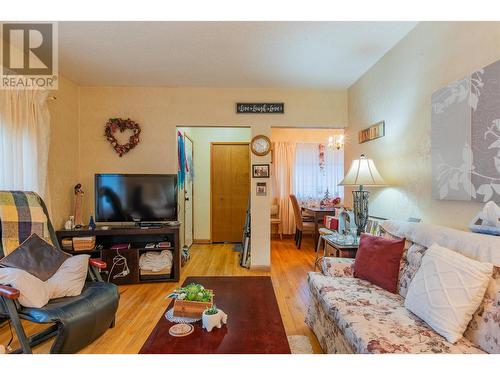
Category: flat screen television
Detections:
[{"x1": 95, "y1": 174, "x2": 177, "y2": 223}]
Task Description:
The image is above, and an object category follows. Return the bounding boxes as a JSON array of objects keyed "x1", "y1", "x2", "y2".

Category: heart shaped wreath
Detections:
[{"x1": 104, "y1": 118, "x2": 141, "y2": 157}]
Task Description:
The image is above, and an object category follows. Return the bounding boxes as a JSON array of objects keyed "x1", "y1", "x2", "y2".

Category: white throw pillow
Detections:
[
  {"x1": 47, "y1": 255, "x2": 90, "y2": 299},
  {"x1": 405, "y1": 244, "x2": 493, "y2": 343},
  {"x1": 0, "y1": 268, "x2": 51, "y2": 308}
]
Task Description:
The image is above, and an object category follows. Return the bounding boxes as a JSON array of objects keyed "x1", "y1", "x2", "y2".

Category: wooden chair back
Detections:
[
  {"x1": 270, "y1": 199, "x2": 280, "y2": 220},
  {"x1": 289, "y1": 194, "x2": 303, "y2": 231}
]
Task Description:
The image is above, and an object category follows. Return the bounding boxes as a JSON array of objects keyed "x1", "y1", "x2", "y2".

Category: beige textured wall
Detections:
[
  {"x1": 346, "y1": 22, "x2": 500, "y2": 229},
  {"x1": 77, "y1": 87, "x2": 347, "y2": 266},
  {"x1": 47, "y1": 76, "x2": 80, "y2": 229},
  {"x1": 271, "y1": 127, "x2": 343, "y2": 143}
]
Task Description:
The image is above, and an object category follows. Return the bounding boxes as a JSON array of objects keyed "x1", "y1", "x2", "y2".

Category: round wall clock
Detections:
[{"x1": 251, "y1": 135, "x2": 271, "y2": 156}]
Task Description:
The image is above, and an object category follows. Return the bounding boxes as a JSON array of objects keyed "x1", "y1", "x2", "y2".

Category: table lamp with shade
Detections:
[{"x1": 338, "y1": 154, "x2": 387, "y2": 235}]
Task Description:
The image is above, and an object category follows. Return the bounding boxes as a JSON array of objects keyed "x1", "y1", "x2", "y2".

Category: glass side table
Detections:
[{"x1": 314, "y1": 233, "x2": 359, "y2": 270}]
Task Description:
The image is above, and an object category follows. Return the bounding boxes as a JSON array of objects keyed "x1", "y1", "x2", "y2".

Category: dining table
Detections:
[{"x1": 301, "y1": 206, "x2": 337, "y2": 248}]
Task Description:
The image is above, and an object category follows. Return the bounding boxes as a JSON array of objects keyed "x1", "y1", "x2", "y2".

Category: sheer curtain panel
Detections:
[
  {"x1": 271, "y1": 142, "x2": 296, "y2": 235},
  {"x1": 294, "y1": 143, "x2": 344, "y2": 202},
  {"x1": 0, "y1": 90, "x2": 50, "y2": 197}
]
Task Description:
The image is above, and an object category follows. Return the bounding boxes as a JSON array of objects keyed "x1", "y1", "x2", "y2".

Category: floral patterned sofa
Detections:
[{"x1": 306, "y1": 220, "x2": 500, "y2": 354}]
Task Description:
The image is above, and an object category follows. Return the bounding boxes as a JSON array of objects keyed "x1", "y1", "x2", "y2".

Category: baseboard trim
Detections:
[
  {"x1": 250, "y1": 265, "x2": 271, "y2": 272},
  {"x1": 193, "y1": 239, "x2": 211, "y2": 244}
]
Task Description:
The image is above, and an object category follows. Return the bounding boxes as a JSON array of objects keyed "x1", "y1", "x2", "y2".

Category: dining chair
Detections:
[
  {"x1": 270, "y1": 201, "x2": 283, "y2": 240},
  {"x1": 289, "y1": 194, "x2": 315, "y2": 249}
]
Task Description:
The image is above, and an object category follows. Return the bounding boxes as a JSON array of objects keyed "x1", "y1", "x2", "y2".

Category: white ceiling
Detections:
[{"x1": 59, "y1": 21, "x2": 417, "y2": 89}]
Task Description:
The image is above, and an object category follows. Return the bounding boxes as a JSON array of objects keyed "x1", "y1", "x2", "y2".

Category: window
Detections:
[{"x1": 293, "y1": 143, "x2": 344, "y2": 201}]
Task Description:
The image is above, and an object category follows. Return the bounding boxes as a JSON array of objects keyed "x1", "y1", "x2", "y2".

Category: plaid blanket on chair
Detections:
[{"x1": 0, "y1": 191, "x2": 53, "y2": 258}]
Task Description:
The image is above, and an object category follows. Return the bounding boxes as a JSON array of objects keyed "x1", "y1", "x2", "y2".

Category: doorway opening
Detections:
[
  {"x1": 270, "y1": 127, "x2": 345, "y2": 252},
  {"x1": 177, "y1": 126, "x2": 251, "y2": 249}
]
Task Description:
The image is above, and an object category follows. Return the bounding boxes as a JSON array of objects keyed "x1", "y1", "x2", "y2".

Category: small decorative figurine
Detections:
[
  {"x1": 202, "y1": 306, "x2": 227, "y2": 332},
  {"x1": 74, "y1": 184, "x2": 84, "y2": 228},
  {"x1": 64, "y1": 217, "x2": 73, "y2": 230},
  {"x1": 88, "y1": 215, "x2": 96, "y2": 230},
  {"x1": 338, "y1": 208, "x2": 356, "y2": 235},
  {"x1": 469, "y1": 201, "x2": 500, "y2": 235}
]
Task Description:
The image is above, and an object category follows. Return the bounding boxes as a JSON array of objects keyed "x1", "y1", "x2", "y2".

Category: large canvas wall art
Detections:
[{"x1": 432, "y1": 59, "x2": 500, "y2": 202}]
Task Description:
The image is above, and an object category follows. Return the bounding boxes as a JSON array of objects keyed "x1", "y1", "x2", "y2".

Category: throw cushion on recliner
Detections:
[
  {"x1": 0, "y1": 267, "x2": 51, "y2": 307},
  {"x1": 0, "y1": 254, "x2": 91, "y2": 308},
  {"x1": 0, "y1": 233, "x2": 70, "y2": 281},
  {"x1": 48, "y1": 255, "x2": 90, "y2": 298}
]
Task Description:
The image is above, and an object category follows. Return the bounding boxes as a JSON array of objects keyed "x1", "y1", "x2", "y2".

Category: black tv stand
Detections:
[{"x1": 55, "y1": 225, "x2": 180, "y2": 284}]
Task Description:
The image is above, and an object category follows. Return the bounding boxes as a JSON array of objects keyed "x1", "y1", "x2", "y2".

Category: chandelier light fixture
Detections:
[{"x1": 327, "y1": 134, "x2": 344, "y2": 150}]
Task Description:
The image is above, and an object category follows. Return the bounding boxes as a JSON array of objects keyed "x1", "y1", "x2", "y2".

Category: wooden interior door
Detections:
[{"x1": 211, "y1": 143, "x2": 250, "y2": 242}]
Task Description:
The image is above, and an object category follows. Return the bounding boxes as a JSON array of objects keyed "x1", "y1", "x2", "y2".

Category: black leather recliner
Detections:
[{"x1": 0, "y1": 192, "x2": 119, "y2": 354}]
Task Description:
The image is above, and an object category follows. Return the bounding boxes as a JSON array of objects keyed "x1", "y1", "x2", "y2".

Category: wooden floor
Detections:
[{"x1": 0, "y1": 235, "x2": 322, "y2": 354}]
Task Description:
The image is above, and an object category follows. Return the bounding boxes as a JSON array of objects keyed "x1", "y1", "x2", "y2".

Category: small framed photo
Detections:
[
  {"x1": 256, "y1": 182, "x2": 267, "y2": 196},
  {"x1": 365, "y1": 216, "x2": 387, "y2": 236},
  {"x1": 252, "y1": 164, "x2": 270, "y2": 178}
]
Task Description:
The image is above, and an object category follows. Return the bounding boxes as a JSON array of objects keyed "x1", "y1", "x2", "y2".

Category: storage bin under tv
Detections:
[{"x1": 55, "y1": 225, "x2": 180, "y2": 284}]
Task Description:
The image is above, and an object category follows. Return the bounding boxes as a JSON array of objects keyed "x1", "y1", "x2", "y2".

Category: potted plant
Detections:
[
  {"x1": 202, "y1": 305, "x2": 228, "y2": 332},
  {"x1": 168, "y1": 283, "x2": 214, "y2": 319}
]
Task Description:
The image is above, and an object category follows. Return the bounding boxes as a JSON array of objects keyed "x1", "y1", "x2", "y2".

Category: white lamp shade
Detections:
[{"x1": 339, "y1": 154, "x2": 386, "y2": 187}]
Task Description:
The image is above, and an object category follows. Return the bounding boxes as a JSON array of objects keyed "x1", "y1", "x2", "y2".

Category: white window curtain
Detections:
[
  {"x1": 0, "y1": 90, "x2": 51, "y2": 198},
  {"x1": 294, "y1": 142, "x2": 344, "y2": 202}
]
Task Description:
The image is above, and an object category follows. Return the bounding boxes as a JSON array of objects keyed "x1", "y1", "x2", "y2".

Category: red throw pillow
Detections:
[{"x1": 354, "y1": 233, "x2": 406, "y2": 293}]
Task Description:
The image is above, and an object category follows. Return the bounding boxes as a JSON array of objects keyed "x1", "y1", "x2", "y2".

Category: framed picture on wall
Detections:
[
  {"x1": 252, "y1": 164, "x2": 270, "y2": 178},
  {"x1": 256, "y1": 182, "x2": 267, "y2": 196}
]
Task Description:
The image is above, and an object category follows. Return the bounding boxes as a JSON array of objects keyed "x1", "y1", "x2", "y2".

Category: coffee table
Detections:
[{"x1": 139, "y1": 276, "x2": 291, "y2": 354}]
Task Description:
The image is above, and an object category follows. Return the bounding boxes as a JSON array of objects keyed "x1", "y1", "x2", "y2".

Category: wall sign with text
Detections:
[
  {"x1": 236, "y1": 103, "x2": 284, "y2": 114},
  {"x1": 358, "y1": 121, "x2": 385, "y2": 144}
]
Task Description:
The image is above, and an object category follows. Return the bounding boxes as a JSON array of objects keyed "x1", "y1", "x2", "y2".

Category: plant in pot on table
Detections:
[
  {"x1": 202, "y1": 305, "x2": 228, "y2": 332},
  {"x1": 167, "y1": 284, "x2": 227, "y2": 331},
  {"x1": 168, "y1": 283, "x2": 214, "y2": 319}
]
